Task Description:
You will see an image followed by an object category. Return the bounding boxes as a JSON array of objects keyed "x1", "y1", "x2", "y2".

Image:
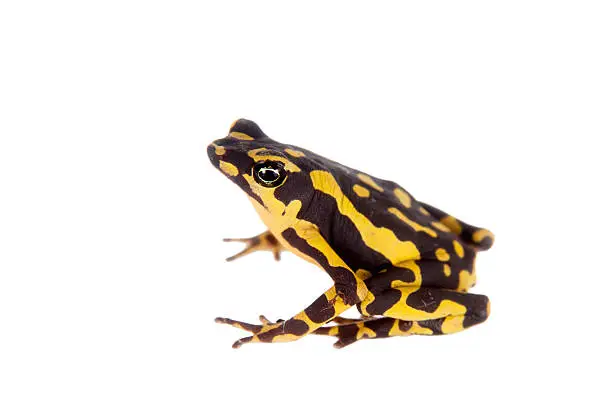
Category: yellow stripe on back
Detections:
[
  {"x1": 357, "y1": 174, "x2": 384, "y2": 192},
  {"x1": 310, "y1": 170, "x2": 420, "y2": 264},
  {"x1": 388, "y1": 207, "x2": 438, "y2": 238}
]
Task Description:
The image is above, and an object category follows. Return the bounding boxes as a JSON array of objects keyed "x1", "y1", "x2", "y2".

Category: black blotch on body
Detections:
[
  {"x1": 283, "y1": 319, "x2": 310, "y2": 336},
  {"x1": 335, "y1": 322, "x2": 359, "y2": 340},
  {"x1": 364, "y1": 267, "x2": 416, "y2": 294},
  {"x1": 304, "y1": 294, "x2": 335, "y2": 324},
  {"x1": 364, "y1": 288, "x2": 402, "y2": 316},
  {"x1": 397, "y1": 319, "x2": 413, "y2": 333},
  {"x1": 367, "y1": 317, "x2": 396, "y2": 338},
  {"x1": 418, "y1": 318, "x2": 445, "y2": 335}
]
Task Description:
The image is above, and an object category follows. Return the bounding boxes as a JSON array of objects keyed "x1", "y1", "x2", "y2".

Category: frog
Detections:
[{"x1": 207, "y1": 119, "x2": 494, "y2": 348}]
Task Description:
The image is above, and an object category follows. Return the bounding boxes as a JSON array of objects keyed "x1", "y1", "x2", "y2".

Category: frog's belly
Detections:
[{"x1": 248, "y1": 198, "x2": 319, "y2": 267}]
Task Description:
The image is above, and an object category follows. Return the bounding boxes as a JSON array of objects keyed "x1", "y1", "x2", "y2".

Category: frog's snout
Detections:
[
  {"x1": 207, "y1": 141, "x2": 227, "y2": 163},
  {"x1": 207, "y1": 143, "x2": 217, "y2": 162}
]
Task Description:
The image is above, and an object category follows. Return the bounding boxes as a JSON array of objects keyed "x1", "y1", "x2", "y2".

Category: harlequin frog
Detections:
[{"x1": 208, "y1": 119, "x2": 494, "y2": 348}]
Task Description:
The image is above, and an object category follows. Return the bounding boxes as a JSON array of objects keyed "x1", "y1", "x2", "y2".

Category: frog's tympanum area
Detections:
[{"x1": 208, "y1": 119, "x2": 495, "y2": 348}]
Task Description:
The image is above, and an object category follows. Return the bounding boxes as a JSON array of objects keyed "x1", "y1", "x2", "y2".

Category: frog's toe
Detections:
[
  {"x1": 333, "y1": 337, "x2": 359, "y2": 349},
  {"x1": 232, "y1": 336, "x2": 254, "y2": 349},
  {"x1": 214, "y1": 317, "x2": 262, "y2": 333},
  {"x1": 258, "y1": 315, "x2": 284, "y2": 325}
]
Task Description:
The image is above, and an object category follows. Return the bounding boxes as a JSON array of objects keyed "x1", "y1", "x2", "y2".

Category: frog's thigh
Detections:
[{"x1": 358, "y1": 287, "x2": 490, "y2": 334}]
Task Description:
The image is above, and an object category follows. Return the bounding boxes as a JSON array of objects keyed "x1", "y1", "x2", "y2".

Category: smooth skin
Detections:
[{"x1": 208, "y1": 119, "x2": 494, "y2": 348}]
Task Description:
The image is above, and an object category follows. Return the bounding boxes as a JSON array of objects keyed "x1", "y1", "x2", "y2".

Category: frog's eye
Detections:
[{"x1": 253, "y1": 161, "x2": 286, "y2": 187}]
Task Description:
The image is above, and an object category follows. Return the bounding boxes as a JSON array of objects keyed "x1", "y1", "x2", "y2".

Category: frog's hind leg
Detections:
[
  {"x1": 419, "y1": 202, "x2": 495, "y2": 251},
  {"x1": 360, "y1": 286, "x2": 490, "y2": 332},
  {"x1": 223, "y1": 230, "x2": 283, "y2": 261},
  {"x1": 316, "y1": 286, "x2": 491, "y2": 347},
  {"x1": 314, "y1": 316, "x2": 463, "y2": 348}
]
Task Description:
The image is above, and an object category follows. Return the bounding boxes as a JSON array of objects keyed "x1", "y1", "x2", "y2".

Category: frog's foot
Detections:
[
  {"x1": 223, "y1": 231, "x2": 283, "y2": 262},
  {"x1": 215, "y1": 315, "x2": 286, "y2": 349}
]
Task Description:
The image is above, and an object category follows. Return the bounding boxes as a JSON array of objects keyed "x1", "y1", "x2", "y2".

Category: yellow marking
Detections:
[
  {"x1": 432, "y1": 221, "x2": 451, "y2": 232},
  {"x1": 245, "y1": 174, "x2": 370, "y2": 303},
  {"x1": 443, "y1": 264, "x2": 451, "y2": 277},
  {"x1": 388, "y1": 207, "x2": 438, "y2": 238},
  {"x1": 229, "y1": 131, "x2": 254, "y2": 140},
  {"x1": 435, "y1": 248, "x2": 450, "y2": 262},
  {"x1": 310, "y1": 171, "x2": 421, "y2": 264},
  {"x1": 365, "y1": 260, "x2": 422, "y2": 317},
  {"x1": 357, "y1": 174, "x2": 384, "y2": 192},
  {"x1": 441, "y1": 315, "x2": 466, "y2": 334},
  {"x1": 212, "y1": 143, "x2": 225, "y2": 156},
  {"x1": 353, "y1": 184, "x2": 370, "y2": 198},
  {"x1": 394, "y1": 188, "x2": 412, "y2": 208},
  {"x1": 240, "y1": 168, "x2": 393, "y2": 343},
  {"x1": 219, "y1": 160, "x2": 239, "y2": 177},
  {"x1": 453, "y1": 240, "x2": 465, "y2": 258},
  {"x1": 356, "y1": 323, "x2": 376, "y2": 340},
  {"x1": 388, "y1": 319, "x2": 437, "y2": 336},
  {"x1": 385, "y1": 294, "x2": 467, "y2": 323},
  {"x1": 441, "y1": 216, "x2": 462, "y2": 235},
  {"x1": 356, "y1": 269, "x2": 372, "y2": 280},
  {"x1": 229, "y1": 119, "x2": 239, "y2": 130},
  {"x1": 458, "y1": 270, "x2": 477, "y2": 292},
  {"x1": 248, "y1": 285, "x2": 357, "y2": 344},
  {"x1": 285, "y1": 148, "x2": 305, "y2": 158},
  {"x1": 419, "y1": 207, "x2": 430, "y2": 216},
  {"x1": 230, "y1": 177, "x2": 378, "y2": 344},
  {"x1": 388, "y1": 319, "x2": 405, "y2": 336},
  {"x1": 410, "y1": 322, "x2": 434, "y2": 335},
  {"x1": 473, "y1": 229, "x2": 495, "y2": 244},
  {"x1": 248, "y1": 148, "x2": 301, "y2": 173}
]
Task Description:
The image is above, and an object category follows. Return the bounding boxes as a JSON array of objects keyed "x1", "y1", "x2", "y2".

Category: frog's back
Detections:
[
  {"x1": 284, "y1": 149, "x2": 465, "y2": 255},
  {"x1": 215, "y1": 122, "x2": 492, "y2": 290}
]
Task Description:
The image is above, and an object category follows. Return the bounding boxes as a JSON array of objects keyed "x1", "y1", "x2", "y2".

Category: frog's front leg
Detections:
[
  {"x1": 215, "y1": 285, "x2": 363, "y2": 348},
  {"x1": 223, "y1": 230, "x2": 283, "y2": 262}
]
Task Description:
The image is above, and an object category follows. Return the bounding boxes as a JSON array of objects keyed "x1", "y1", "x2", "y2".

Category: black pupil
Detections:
[{"x1": 258, "y1": 167, "x2": 280, "y2": 182}]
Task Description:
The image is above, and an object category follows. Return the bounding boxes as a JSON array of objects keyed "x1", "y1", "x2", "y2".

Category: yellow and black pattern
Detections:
[{"x1": 208, "y1": 119, "x2": 495, "y2": 348}]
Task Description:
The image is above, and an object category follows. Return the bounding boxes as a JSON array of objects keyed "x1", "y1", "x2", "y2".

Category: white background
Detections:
[{"x1": 1, "y1": 1, "x2": 611, "y2": 407}]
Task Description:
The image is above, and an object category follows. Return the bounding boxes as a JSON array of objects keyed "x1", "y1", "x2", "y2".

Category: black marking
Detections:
[
  {"x1": 304, "y1": 294, "x2": 335, "y2": 324},
  {"x1": 230, "y1": 119, "x2": 269, "y2": 140},
  {"x1": 277, "y1": 186, "x2": 392, "y2": 273},
  {"x1": 365, "y1": 267, "x2": 416, "y2": 294},
  {"x1": 418, "y1": 318, "x2": 445, "y2": 335},
  {"x1": 365, "y1": 287, "x2": 402, "y2": 316},
  {"x1": 281, "y1": 228, "x2": 360, "y2": 305},
  {"x1": 420, "y1": 201, "x2": 494, "y2": 251}
]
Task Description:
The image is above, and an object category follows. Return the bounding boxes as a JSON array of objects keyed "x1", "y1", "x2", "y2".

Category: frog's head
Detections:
[{"x1": 208, "y1": 119, "x2": 320, "y2": 220}]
